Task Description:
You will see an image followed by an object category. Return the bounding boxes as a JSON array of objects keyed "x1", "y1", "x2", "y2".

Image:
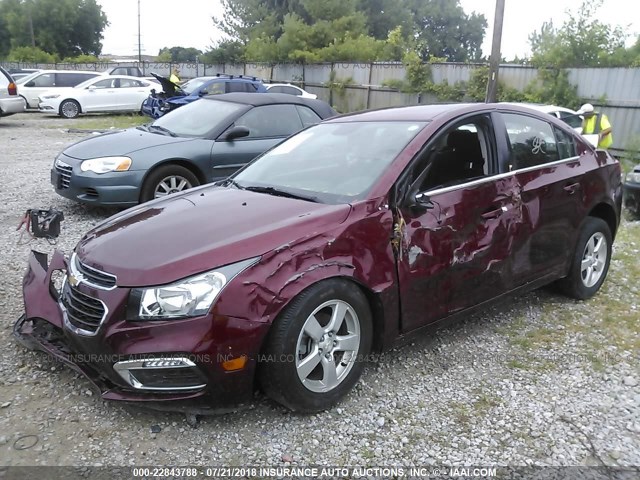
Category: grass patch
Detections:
[{"x1": 69, "y1": 114, "x2": 148, "y2": 130}]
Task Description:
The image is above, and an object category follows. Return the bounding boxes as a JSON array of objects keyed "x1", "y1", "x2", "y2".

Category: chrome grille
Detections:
[
  {"x1": 72, "y1": 253, "x2": 117, "y2": 289},
  {"x1": 55, "y1": 160, "x2": 72, "y2": 189},
  {"x1": 61, "y1": 281, "x2": 106, "y2": 334}
]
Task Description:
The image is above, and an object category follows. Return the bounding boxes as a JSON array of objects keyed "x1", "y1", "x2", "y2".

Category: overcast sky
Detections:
[{"x1": 97, "y1": 0, "x2": 640, "y2": 59}]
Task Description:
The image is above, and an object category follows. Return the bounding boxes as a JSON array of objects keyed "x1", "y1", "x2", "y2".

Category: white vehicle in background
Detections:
[
  {"x1": 16, "y1": 70, "x2": 100, "y2": 108},
  {"x1": 265, "y1": 83, "x2": 317, "y2": 99},
  {"x1": 38, "y1": 75, "x2": 156, "y2": 118},
  {"x1": 504, "y1": 103, "x2": 583, "y2": 133}
]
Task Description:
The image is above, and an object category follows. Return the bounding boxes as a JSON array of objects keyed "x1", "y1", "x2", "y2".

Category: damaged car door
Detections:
[{"x1": 394, "y1": 114, "x2": 524, "y2": 332}]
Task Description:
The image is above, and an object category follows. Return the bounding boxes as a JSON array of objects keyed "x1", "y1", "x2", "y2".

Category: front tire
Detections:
[
  {"x1": 140, "y1": 164, "x2": 199, "y2": 203},
  {"x1": 557, "y1": 217, "x2": 612, "y2": 299},
  {"x1": 259, "y1": 279, "x2": 372, "y2": 412},
  {"x1": 59, "y1": 99, "x2": 80, "y2": 119}
]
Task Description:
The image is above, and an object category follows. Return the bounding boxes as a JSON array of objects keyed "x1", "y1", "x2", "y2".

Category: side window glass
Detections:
[
  {"x1": 296, "y1": 105, "x2": 321, "y2": 128},
  {"x1": 120, "y1": 79, "x2": 141, "y2": 88},
  {"x1": 201, "y1": 82, "x2": 225, "y2": 95},
  {"x1": 92, "y1": 78, "x2": 116, "y2": 89},
  {"x1": 558, "y1": 111, "x2": 583, "y2": 129},
  {"x1": 417, "y1": 121, "x2": 490, "y2": 191},
  {"x1": 233, "y1": 105, "x2": 303, "y2": 139},
  {"x1": 32, "y1": 73, "x2": 55, "y2": 87},
  {"x1": 503, "y1": 113, "x2": 559, "y2": 170},
  {"x1": 227, "y1": 82, "x2": 247, "y2": 93},
  {"x1": 282, "y1": 86, "x2": 300, "y2": 95},
  {"x1": 554, "y1": 127, "x2": 577, "y2": 159},
  {"x1": 268, "y1": 86, "x2": 283, "y2": 93}
]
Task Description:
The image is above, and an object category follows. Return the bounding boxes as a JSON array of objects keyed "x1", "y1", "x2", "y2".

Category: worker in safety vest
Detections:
[
  {"x1": 169, "y1": 67, "x2": 181, "y2": 87},
  {"x1": 577, "y1": 103, "x2": 613, "y2": 149}
]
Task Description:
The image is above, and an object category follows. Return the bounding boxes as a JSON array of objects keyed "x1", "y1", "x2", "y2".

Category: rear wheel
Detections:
[
  {"x1": 59, "y1": 99, "x2": 80, "y2": 119},
  {"x1": 259, "y1": 279, "x2": 372, "y2": 412},
  {"x1": 140, "y1": 164, "x2": 199, "y2": 203},
  {"x1": 557, "y1": 217, "x2": 612, "y2": 299}
]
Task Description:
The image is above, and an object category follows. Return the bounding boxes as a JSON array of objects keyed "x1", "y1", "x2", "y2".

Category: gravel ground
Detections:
[{"x1": 0, "y1": 112, "x2": 638, "y2": 469}]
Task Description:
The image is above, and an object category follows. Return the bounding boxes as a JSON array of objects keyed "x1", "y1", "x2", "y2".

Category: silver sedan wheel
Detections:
[
  {"x1": 296, "y1": 300, "x2": 361, "y2": 393},
  {"x1": 580, "y1": 232, "x2": 607, "y2": 288},
  {"x1": 154, "y1": 175, "x2": 193, "y2": 198},
  {"x1": 61, "y1": 101, "x2": 79, "y2": 118}
]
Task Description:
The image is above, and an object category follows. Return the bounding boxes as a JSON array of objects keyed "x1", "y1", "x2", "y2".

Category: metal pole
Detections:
[
  {"x1": 485, "y1": 0, "x2": 505, "y2": 103},
  {"x1": 137, "y1": 0, "x2": 142, "y2": 63}
]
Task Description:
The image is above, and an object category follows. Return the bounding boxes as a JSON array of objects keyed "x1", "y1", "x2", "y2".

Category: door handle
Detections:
[
  {"x1": 481, "y1": 206, "x2": 507, "y2": 220},
  {"x1": 564, "y1": 182, "x2": 581, "y2": 195}
]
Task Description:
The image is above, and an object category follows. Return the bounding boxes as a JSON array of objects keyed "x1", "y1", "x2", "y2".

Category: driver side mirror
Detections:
[
  {"x1": 407, "y1": 191, "x2": 435, "y2": 211},
  {"x1": 25, "y1": 81, "x2": 35, "y2": 87},
  {"x1": 198, "y1": 90, "x2": 208, "y2": 97},
  {"x1": 223, "y1": 126, "x2": 250, "y2": 141},
  {"x1": 87, "y1": 85, "x2": 96, "y2": 90}
]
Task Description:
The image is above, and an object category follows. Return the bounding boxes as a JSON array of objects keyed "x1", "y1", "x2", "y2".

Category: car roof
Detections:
[
  {"x1": 204, "y1": 92, "x2": 336, "y2": 117},
  {"x1": 499, "y1": 102, "x2": 577, "y2": 114},
  {"x1": 25, "y1": 69, "x2": 99, "y2": 74},
  {"x1": 266, "y1": 83, "x2": 298, "y2": 87}
]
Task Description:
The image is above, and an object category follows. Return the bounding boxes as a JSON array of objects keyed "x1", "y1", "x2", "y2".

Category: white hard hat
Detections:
[{"x1": 577, "y1": 103, "x2": 594, "y2": 115}]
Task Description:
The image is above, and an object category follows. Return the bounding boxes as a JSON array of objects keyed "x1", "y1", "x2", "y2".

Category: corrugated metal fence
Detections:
[{"x1": 3, "y1": 61, "x2": 639, "y2": 152}]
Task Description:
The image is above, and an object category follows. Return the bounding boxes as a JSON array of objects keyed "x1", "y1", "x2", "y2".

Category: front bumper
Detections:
[
  {"x1": 51, "y1": 155, "x2": 143, "y2": 206},
  {"x1": 623, "y1": 182, "x2": 640, "y2": 216},
  {"x1": 15, "y1": 250, "x2": 269, "y2": 413}
]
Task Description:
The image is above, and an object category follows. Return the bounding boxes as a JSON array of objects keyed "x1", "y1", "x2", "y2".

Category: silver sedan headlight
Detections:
[
  {"x1": 626, "y1": 171, "x2": 640, "y2": 184},
  {"x1": 80, "y1": 156, "x2": 132, "y2": 174},
  {"x1": 128, "y1": 257, "x2": 259, "y2": 320}
]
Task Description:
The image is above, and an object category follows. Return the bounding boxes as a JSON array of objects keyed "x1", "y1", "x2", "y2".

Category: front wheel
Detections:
[
  {"x1": 59, "y1": 99, "x2": 80, "y2": 119},
  {"x1": 557, "y1": 217, "x2": 612, "y2": 299},
  {"x1": 259, "y1": 279, "x2": 372, "y2": 412},
  {"x1": 140, "y1": 164, "x2": 199, "y2": 203}
]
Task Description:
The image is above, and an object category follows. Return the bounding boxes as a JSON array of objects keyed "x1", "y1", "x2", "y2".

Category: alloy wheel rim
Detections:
[
  {"x1": 580, "y1": 232, "x2": 607, "y2": 288},
  {"x1": 62, "y1": 102, "x2": 78, "y2": 118},
  {"x1": 295, "y1": 300, "x2": 361, "y2": 393},
  {"x1": 154, "y1": 176, "x2": 193, "y2": 198}
]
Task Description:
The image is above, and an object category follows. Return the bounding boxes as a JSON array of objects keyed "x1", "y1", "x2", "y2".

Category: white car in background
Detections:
[
  {"x1": 16, "y1": 70, "x2": 100, "y2": 108},
  {"x1": 38, "y1": 75, "x2": 156, "y2": 118},
  {"x1": 504, "y1": 103, "x2": 583, "y2": 133},
  {"x1": 265, "y1": 83, "x2": 317, "y2": 99}
]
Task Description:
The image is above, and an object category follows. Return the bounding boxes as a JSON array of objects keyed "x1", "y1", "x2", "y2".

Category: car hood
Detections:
[
  {"x1": 62, "y1": 127, "x2": 195, "y2": 159},
  {"x1": 75, "y1": 187, "x2": 351, "y2": 286}
]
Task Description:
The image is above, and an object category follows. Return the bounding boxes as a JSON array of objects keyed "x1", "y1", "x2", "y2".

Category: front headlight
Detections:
[
  {"x1": 128, "y1": 257, "x2": 259, "y2": 320},
  {"x1": 42, "y1": 94, "x2": 60, "y2": 99},
  {"x1": 626, "y1": 171, "x2": 640, "y2": 184},
  {"x1": 80, "y1": 156, "x2": 132, "y2": 174}
]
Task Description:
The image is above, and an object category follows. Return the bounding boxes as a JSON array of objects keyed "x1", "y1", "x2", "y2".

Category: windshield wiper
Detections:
[
  {"x1": 224, "y1": 178, "x2": 244, "y2": 189},
  {"x1": 244, "y1": 185, "x2": 319, "y2": 203},
  {"x1": 136, "y1": 125, "x2": 149, "y2": 132},
  {"x1": 148, "y1": 125, "x2": 176, "y2": 137}
]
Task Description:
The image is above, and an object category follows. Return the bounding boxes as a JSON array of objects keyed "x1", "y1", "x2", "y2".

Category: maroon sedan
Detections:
[{"x1": 16, "y1": 103, "x2": 622, "y2": 413}]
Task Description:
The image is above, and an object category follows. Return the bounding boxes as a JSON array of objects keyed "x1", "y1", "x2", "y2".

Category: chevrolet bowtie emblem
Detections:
[{"x1": 68, "y1": 273, "x2": 81, "y2": 287}]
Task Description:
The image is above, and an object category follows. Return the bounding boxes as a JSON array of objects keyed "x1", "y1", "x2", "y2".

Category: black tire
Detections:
[
  {"x1": 259, "y1": 278, "x2": 373, "y2": 413},
  {"x1": 557, "y1": 217, "x2": 612, "y2": 300},
  {"x1": 140, "y1": 164, "x2": 199, "y2": 203},
  {"x1": 59, "y1": 99, "x2": 80, "y2": 119}
]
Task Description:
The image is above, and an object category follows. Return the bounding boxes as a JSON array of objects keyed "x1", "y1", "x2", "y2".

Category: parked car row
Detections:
[{"x1": 13, "y1": 96, "x2": 626, "y2": 415}]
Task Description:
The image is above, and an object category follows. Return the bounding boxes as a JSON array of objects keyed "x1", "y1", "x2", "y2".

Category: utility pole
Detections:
[
  {"x1": 485, "y1": 0, "x2": 505, "y2": 103},
  {"x1": 137, "y1": 0, "x2": 142, "y2": 63}
]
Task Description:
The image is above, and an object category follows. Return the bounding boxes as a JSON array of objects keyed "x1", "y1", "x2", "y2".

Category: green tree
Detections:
[
  {"x1": 157, "y1": 46, "x2": 203, "y2": 62},
  {"x1": 0, "y1": 15, "x2": 10, "y2": 58},
  {"x1": 529, "y1": 0, "x2": 627, "y2": 67},
  {"x1": 0, "y1": 0, "x2": 108, "y2": 58},
  {"x1": 202, "y1": 41, "x2": 246, "y2": 64},
  {"x1": 7, "y1": 45, "x2": 57, "y2": 62},
  {"x1": 356, "y1": 0, "x2": 412, "y2": 40},
  {"x1": 406, "y1": 0, "x2": 487, "y2": 62}
]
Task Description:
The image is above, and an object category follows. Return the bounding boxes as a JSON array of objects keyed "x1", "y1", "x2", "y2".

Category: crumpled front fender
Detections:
[{"x1": 22, "y1": 250, "x2": 67, "y2": 329}]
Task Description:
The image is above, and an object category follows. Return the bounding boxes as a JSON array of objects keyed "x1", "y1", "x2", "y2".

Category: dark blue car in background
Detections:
[{"x1": 142, "y1": 73, "x2": 267, "y2": 119}]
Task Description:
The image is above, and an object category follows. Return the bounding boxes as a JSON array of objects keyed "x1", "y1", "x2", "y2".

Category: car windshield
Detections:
[
  {"x1": 151, "y1": 98, "x2": 245, "y2": 137},
  {"x1": 74, "y1": 77, "x2": 100, "y2": 89},
  {"x1": 234, "y1": 121, "x2": 427, "y2": 203},
  {"x1": 15, "y1": 72, "x2": 39, "y2": 84},
  {"x1": 182, "y1": 78, "x2": 212, "y2": 95}
]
